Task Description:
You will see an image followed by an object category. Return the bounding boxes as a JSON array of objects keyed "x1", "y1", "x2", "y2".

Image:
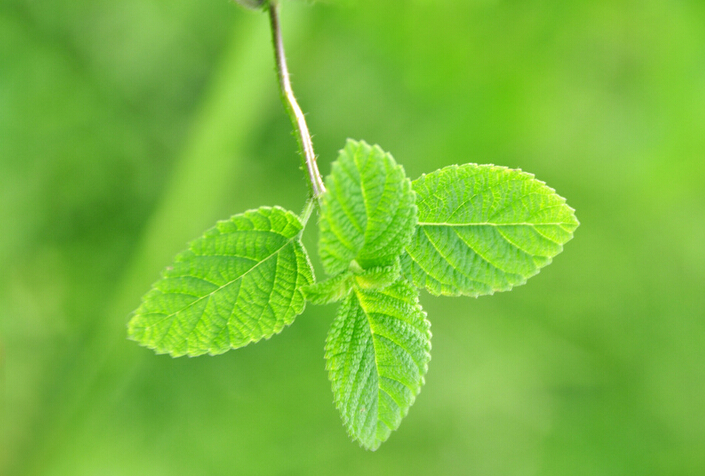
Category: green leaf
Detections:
[
  {"x1": 302, "y1": 258, "x2": 402, "y2": 305},
  {"x1": 319, "y1": 139, "x2": 417, "y2": 276},
  {"x1": 402, "y1": 164, "x2": 579, "y2": 296},
  {"x1": 351, "y1": 257, "x2": 402, "y2": 290},
  {"x1": 325, "y1": 279, "x2": 431, "y2": 450},
  {"x1": 128, "y1": 206, "x2": 314, "y2": 357},
  {"x1": 302, "y1": 272, "x2": 353, "y2": 305}
]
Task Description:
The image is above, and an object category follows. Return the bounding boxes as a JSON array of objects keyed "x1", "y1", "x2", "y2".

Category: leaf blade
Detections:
[
  {"x1": 319, "y1": 139, "x2": 417, "y2": 275},
  {"x1": 128, "y1": 206, "x2": 314, "y2": 357},
  {"x1": 325, "y1": 280, "x2": 431, "y2": 450},
  {"x1": 403, "y1": 164, "x2": 579, "y2": 296}
]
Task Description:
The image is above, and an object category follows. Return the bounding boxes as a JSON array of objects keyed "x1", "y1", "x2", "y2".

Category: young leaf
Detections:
[
  {"x1": 128, "y1": 206, "x2": 314, "y2": 357},
  {"x1": 351, "y1": 257, "x2": 402, "y2": 291},
  {"x1": 402, "y1": 164, "x2": 579, "y2": 297},
  {"x1": 319, "y1": 139, "x2": 417, "y2": 276},
  {"x1": 325, "y1": 279, "x2": 431, "y2": 450},
  {"x1": 302, "y1": 272, "x2": 353, "y2": 305}
]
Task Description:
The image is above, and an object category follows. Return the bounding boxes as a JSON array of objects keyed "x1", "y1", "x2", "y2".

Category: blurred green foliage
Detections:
[{"x1": 2, "y1": 0, "x2": 705, "y2": 474}]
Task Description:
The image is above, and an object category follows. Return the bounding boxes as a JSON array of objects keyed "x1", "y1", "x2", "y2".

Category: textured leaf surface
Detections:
[
  {"x1": 302, "y1": 273, "x2": 353, "y2": 305},
  {"x1": 325, "y1": 280, "x2": 431, "y2": 450},
  {"x1": 319, "y1": 139, "x2": 417, "y2": 275},
  {"x1": 128, "y1": 207, "x2": 313, "y2": 357},
  {"x1": 402, "y1": 164, "x2": 579, "y2": 296},
  {"x1": 352, "y1": 258, "x2": 401, "y2": 291}
]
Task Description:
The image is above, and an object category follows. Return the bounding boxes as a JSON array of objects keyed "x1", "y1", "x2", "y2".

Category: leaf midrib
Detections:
[
  {"x1": 147, "y1": 230, "x2": 299, "y2": 336},
  {"x1": 354, "y1": 287, "x2": 421, "y2": 447}
]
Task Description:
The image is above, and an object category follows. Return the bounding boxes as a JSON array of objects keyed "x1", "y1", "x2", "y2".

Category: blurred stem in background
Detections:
[{"x1": 12, "y1": 9, "x2": 308, "y2": 476}]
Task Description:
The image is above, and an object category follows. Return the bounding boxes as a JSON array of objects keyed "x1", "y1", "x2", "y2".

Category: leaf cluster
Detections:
[{"x1": 128, "y1": 139, "x2": 578, "y2": 449}]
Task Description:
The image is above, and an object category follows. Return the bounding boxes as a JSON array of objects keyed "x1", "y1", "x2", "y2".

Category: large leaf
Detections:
[
  {"x1": 325, "y1": 279, "x2": 431, "y2": 450},
  {"x1": 319, "y1": 139, "x2": 417, "y2": 275},
  {"x1": 128, "y1": 206, "x2": 314, "y2": 357},
  {"x1": 402, "y1": 164, "x2": 579, "y2": 296}
]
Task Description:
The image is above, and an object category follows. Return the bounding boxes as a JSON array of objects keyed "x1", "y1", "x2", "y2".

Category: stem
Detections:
[
  {"x1": 300, "y1": 197, "x2": 316, "y2": 227},
  {"x1": 267, "y1": 1, "x2": 326, "y2": 198}
]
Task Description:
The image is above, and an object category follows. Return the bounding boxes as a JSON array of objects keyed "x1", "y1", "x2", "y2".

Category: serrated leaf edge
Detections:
[
  {"x1": 128, "y1": 206, "x2": 313, "y2": 357},
  {"x1": 326, "y1": 280, "x2": 431, "y2": 451},
  {"x1": 405, "y1": 164, "x2": 579, "y2": 297}
]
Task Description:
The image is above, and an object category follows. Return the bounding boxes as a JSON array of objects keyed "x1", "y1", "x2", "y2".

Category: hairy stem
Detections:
[
  {"x1": 268, "y1": 1, "x2": 326, "y2": 198},
  {"x1": 300, "y1": 197, "x2": 316, "y2": 227}
]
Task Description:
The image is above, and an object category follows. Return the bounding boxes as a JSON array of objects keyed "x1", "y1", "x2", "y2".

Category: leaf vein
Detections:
[{"x1": 144, "y1": 235, "x2": 297, "y2": 333}]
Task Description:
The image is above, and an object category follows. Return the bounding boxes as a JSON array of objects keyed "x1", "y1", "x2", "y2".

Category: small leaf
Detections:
[
  {"x1": 302, "y1": 273, "x2": 353, "y2": 305},
  {"x1": 352, "y1": 257, "x2": 401, "y2": 290},
  {"x1": 402, "y1": 164, "x2": 579, "y2": 296},
  {"x1": 319, "y1": 139, "x2": 417, "y2": 276},
  {"x1": 325, "y1": 279, "x2": 431, "y2": 450},
  {"x1": 128, "y1": 206, "x2": 314, "y2": 357}
]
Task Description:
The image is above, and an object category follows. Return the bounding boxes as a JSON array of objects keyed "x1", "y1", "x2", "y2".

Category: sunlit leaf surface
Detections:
[
  {"x1": 325, "y1": 279, "x2": 431, "y2": 450},
  {"x1": 403, "y1": 164, "x2": 579, "y2": 296},
  {"x1": 319, "y1": 139, "x2": 417, "y2": 275},
  {"x1": 129, "y1": 206, "x2": 313, "y2": 356}
]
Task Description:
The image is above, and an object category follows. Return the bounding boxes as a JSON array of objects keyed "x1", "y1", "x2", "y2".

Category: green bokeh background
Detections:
[{"x1": 2, "y1": 0, "x2": 704, "y2": 474}]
